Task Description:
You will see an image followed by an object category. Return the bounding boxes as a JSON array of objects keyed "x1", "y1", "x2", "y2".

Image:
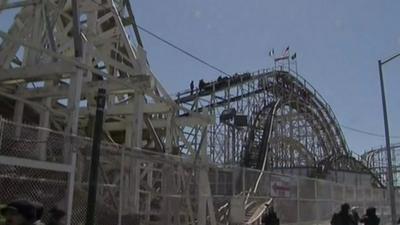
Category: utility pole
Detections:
[
  {"x1": 378, "y1": 52, "x2": 400, "y2": 225},
  {"x1": 85, "y1": 88, "x2": 107, "y2": 225}
]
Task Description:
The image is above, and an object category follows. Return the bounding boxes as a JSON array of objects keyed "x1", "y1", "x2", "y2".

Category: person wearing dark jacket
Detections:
[
  {"x1": 351, "y1": 206, "x2": 360, "y2": 225},
  {"x1": 190, "y1": 81, "x2": 194, "y2": 95},
  {"x1": 360, "y1": 207, "x2": 380, "y2": 225},
  {"x1": 47, "y1": 207, "x2": 65, "y2": 225},
  {"x1": 198, "y1": 79, "x2": 205, "y2": 90},
  {"x1": 0, "y1": 200, "x2": 37, "y2": 225},
  {"x1": 331, "y1": 203, "x2": 353, "y2": 225},
  {"x1": 262, "y1": 202, "x2": 279, "y2": 225},
  {"x1": 31, "y1": 202, "x2": 44, "y2": 225}
]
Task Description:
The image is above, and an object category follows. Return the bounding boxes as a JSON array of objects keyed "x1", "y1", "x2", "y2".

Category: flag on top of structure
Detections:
[
  {"x1": 282, "y1": 46, "x2": 290, "y2": 57},
  {"x1": 274, "y1": 46, "x2": 290, "y2": 62}
]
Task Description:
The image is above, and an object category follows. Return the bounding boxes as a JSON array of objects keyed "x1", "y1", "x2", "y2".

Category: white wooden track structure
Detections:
[
  {"x1": 0, "y1": 1, "x2": 388, "y2": 225},
  {"x1": 0, "y1": 0, "x2": 215, "y2": 224}
]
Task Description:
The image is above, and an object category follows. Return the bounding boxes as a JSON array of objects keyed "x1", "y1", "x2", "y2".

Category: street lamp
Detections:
[{"x1": 378, "y1": 52, "x2": 400, "y2": 225}]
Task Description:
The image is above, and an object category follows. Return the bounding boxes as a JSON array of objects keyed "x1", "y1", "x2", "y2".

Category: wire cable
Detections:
[
  {"x1": 341, "y1": 124, "x2": 400, "y2": 139},
  {"x1": 136, "y1": 24, "x2": 230, "y2": 76},
  {"x1": 88, "y1": 0, "x2": 230, "y2": 75},
  {"x1": 89, "y1": 0, "x2": 400, "y2": 142},
  {"x1": 135, "y1": 21, "x2": 400, "y2": 141}
]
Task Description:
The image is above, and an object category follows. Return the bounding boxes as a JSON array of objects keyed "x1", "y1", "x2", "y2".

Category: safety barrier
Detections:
[{"x1": 0, "y1": 118, "x2": 397, "y2": 225}]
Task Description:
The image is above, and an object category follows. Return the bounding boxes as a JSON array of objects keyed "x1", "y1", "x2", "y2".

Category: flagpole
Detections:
[
  {"x1": 290, "y1": 52, "x2": 297, "y2": 74},
  {"x1": 269, "y1": 49, "x2": 276, "y2": 71}
]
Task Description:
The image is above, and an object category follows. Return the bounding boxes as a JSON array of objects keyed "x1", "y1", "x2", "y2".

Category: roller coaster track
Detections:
[
  {"x1": 0, "y1": 1, "x2": 387, "y2": 224},
  {"x1": 361, "y1": 143, "x2": 400, "y2": 187},
  {"x1": 244, "y1": 101, "x2": 280, "y2": 170},
  {"x1": 176, "y1": 68, "x2": 379, "y2": 177}
]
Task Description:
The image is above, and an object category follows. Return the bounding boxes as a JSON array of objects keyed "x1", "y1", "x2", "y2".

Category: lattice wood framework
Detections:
[
  {"x1": 0, "y1": 1, "x2": 216, "y2": 224},
  {"x1": 177, "y1": 69, "x2": 352, "y2": 172},
  {"x1": 0, "y1": 1, "x2": 383, "y2": 223},
  {"x1": 362, "y1": 144, "x2": 400, "y2": 187},
  {"x1": 0, "y1": 0, "x2": 210, "y2": 151}
]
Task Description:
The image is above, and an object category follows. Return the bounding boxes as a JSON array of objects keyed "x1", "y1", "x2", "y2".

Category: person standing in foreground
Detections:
[
  {"x1": 0, "y1": 200, "x2": 37, "y2": 225},
  {"x1": 360, "y1": 207, "x2": 380, "y2": 225},
  {"x1": 262, "y1": 199, "x2": 279, "y2": 225},
  {"x1": 331, "y1": 203, "x2": 353, "y2": 225},
  {"x1": 31, "y1": 202, "x2": 44, "y2": 225},
  {"x1": 47, "y1": 207, "x2": 65, "y2": 225},
  {"x1": 351, "y1": 206, "x2": 360, "y2": 225}
]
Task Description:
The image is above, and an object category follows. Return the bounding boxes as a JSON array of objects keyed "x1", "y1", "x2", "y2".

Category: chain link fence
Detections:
[
  {"x1": 210, "y1": 167, "x2": 397, "y2": 225},
  {"x1": 0, "y1": 118, "x2": 398, "y2": 225},
  {"x1": 0, "y1": 119, "x2": 75, "y2": 225}
]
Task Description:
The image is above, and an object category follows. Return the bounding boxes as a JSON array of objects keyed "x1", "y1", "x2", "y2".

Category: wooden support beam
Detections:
[
  {"x1": 81, "y1": 102, "x2": 171, "y2": 116},
  {"x1": 0, "y1": 155, "x2": 72, "y2": 172},
  {"x1": 16, "y1": 76, "x2": 152, "y2": 99},
  {"x1": 0, "y1": 0, "x2": 39, "y2": 11},
  {"x1": 0, "y1": 62, "x2": 76, "y2": 82},
  {"x1": 103, "y1": 116, "x2": 208, "y2": 131}
]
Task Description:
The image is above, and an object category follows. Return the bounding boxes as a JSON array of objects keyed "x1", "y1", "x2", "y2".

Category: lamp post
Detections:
[{"x1": 378, "y1": 52, "x2": 400, "y2": 225}]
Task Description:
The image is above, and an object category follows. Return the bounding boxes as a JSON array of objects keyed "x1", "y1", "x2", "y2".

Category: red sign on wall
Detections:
[{"x1": 271, "y1": 176, "x2": 292, "y2": 198}]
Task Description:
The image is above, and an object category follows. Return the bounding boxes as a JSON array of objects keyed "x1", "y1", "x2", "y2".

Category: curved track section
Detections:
[
  {"x1": 177, "y1": 69, "x2": 364, "y2": 173},
  {"x1": 244, "y1": 101, "x2": 280, "y2": 169},
  {"x1": 361, "y1": 143, "x2": 400, "y2": 187}
]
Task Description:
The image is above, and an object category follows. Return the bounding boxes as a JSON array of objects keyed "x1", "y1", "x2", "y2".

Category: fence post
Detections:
[
  {"x1": 297, "y1": 177, "x2": 300, "y2": 224},
  {"x1": 0, "y1": 117, "x2": 4, "y2": 150},
  {"x1": 118, "y1": 147, "x2": 125, "y2": 225},
  {"x1": 66, "y1": 138, "x2": 77, "y2": 225},
  {"x1": 314, "y1": 180, "x2": 319, "y2": 221},
  {"x1": 85, "y1": 88, "x2": 106, "y2": 225}
]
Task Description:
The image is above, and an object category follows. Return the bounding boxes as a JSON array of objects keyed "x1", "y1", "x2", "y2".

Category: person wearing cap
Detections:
[
  {"x1": 331, "y1": 203, "x2": 353, "y2": 225},
  {"x1": 0, "y1": 200, "x2": 37, "y2": 225},
  {"x1": 351, "y1": 206, "x2": 360, "y2": 225}
]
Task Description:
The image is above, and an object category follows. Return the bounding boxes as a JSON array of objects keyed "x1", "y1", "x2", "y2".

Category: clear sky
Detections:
[
  {"x1": 132, "y1": 0, "x2": 400, "y2": 154},
  {"x1": 1, "y1": 0, "x2": 400, "y2": 154}
]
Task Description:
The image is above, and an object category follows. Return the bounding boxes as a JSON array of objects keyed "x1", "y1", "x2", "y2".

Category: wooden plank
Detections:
[
  {"x1": 17, "y1": 76, "x2": 152, "y2": 99},
  {"x1": 0, "y1": 62, "x2": 76, "y2": 82},
  {"x1": 0, "y1": 155, "x2": 73, "y2": 172},
  {"x1": 0, "y1": 0, "x2": 39, "y2": 11}
]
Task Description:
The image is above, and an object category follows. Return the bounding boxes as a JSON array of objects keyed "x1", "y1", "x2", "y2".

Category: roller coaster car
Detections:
[
  {"x1": 200, "y1": 72, "x2": 253, "y2": 94},
  {"x1": 220, "y1": 108, "x2": 236, "y2": 122},
  {"x1": 234, "y1": 115, "x2": 248, "y2": 127},
  {"x1": 220, "y1": 109, "x2": 248, "y2": 127}
]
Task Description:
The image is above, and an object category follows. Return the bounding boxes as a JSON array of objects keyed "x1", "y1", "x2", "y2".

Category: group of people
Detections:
[
  {"x1": 0, "y1": 200, "x2": 65, "y2": 225},
  {"x1": 260, "y1": 201, "x2": 381, "y2": 225},
  {"x1": 331, "y1": 203, "x2": 380, "y2": 225},
  {"x1": 0, "y1": 199, "x2": 394, "y2": 225}
]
